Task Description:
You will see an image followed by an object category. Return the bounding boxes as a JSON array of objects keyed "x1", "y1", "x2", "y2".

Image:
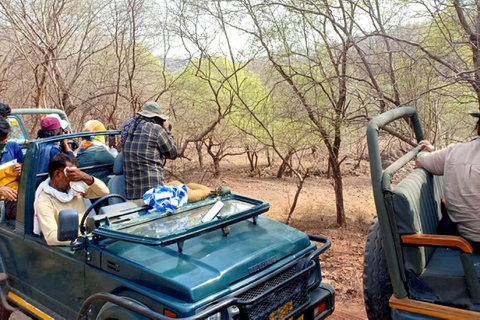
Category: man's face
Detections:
[{"x1": 52, "y1": 161, "x2": 73, "y2": 192}]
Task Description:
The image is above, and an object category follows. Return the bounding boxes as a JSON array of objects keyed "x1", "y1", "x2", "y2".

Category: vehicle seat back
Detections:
[
  {"x1": 389, "y1": 168, "x2": 444, "y2": 275},
  {"x1": 107, "y1": 153, "x2": 126, "y2": 204}
]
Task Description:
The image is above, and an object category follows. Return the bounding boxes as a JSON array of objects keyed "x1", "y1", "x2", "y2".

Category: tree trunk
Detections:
[
  {"x1": 286, "y1": 177, "x2": 305, "y2": 225},
  {"x1": 213, "y1": 158, "x2": 220, "y2": 177},
  {"x1": 277, "y1": 152, "x2": 292, "y2": 178},
  {"x1": 247, "y1": 151, "x2": 254, "y2": 171},
  {"x1": 266, "y1": 148, "x2": 272, "y2": 167},
  {"x1": 195, "y1": 141, "x2": 204, "y2": 169},
  {"x1": 34, "y1": 66, "x2": 48, "y2": 109},
  {"x1": 330, "y1": 157, "x2": 346, "y2": 226}
]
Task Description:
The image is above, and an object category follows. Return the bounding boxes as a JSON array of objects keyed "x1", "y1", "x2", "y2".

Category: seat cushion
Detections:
[
  {"x1": 419, "y1": 248, "x2": 480, "y2": 309},
  {"x1": 108, "y1": 175, "x2": 126, "y2": 204},
  {"x1": 113, "y1": 152, "x2": 123, "y2": 175},
  {"x1": 391, "y1": 168, "x2": 443, "y2": 274}
]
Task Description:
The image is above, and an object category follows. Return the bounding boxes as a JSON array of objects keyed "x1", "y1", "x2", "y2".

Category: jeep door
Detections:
[{"x1": 10, "y1": 145, "x2": 86, "y2": 319}]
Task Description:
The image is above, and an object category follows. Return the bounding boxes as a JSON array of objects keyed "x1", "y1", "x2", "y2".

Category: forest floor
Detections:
[{"x1": 172, "y1": 156, "x2": 378, "y2": 319}]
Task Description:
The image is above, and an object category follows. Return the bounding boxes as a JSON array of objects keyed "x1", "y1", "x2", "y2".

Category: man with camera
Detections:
[{"x1": 123, "y1": 101, "x2": 177, "y2": 203}]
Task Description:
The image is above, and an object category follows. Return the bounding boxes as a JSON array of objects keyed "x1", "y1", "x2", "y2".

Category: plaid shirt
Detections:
[
  {"x1": 120, "y1": 117, "x2": 136, "y2": 148},
  {"x1": 123, "y1": 119, "x2": 177, "y2": 199}
]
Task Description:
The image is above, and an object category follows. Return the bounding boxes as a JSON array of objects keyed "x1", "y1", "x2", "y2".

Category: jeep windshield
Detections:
[{"x1": 91, "y1": 194, "x2": 270, "y2": 250}]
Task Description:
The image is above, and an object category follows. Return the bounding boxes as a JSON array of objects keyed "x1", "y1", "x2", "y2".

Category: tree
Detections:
[{"x1": 0, "y1": 0, "x2": 113, "y2": 113}]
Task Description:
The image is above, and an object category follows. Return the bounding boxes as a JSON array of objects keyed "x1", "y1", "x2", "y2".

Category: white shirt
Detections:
[{"x1": 416, "y1": 137, "x2": 480, "y2": 242}]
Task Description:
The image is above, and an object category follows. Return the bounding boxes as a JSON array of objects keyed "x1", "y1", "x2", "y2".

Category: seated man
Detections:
[
  {"x1": 416, "y1": 111, "x2": 480, "y2": 251},
  {"x1": 35, "y1": 154, "x2": 109, "y2": 246}
]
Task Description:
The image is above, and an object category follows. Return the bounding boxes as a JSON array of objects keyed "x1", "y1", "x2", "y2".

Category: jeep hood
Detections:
[{"x1": 101, "y1": 216, "x2": 312, "y2": 303}]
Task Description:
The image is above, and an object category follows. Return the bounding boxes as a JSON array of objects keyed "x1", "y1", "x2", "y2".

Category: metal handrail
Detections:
[{"x1": 366, "y1": 106, "x2": 424, "y2": 299}]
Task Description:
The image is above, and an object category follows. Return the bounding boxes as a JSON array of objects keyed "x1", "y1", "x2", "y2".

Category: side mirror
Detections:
[{"x1": 57, "y1": 209, "x2": 79, "y2": 242}]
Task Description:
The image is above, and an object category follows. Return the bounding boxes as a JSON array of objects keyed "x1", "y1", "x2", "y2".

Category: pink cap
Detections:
[{"x1": 41, "y1": 117, "x2": 62, "y2": 130}]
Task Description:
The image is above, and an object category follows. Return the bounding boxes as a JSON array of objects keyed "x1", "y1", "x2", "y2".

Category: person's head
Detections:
[
  {"x1": 47, "y1": 114, "x2": 68, "y2": 131},
  {"x1": 0, "y1": 103, "x2": 11, "y2": 119},
  {"x1": 48, "y1": 154, "x2": 78, "y2": 192},
  {"x1": 0, "y1": 117, "x2": 11, "y2": 142},
  {"x1": 82, "y1": 120, "x2": 107, "y2": 145},
  {"x1": 137, "y1": 101, "x2": 169, "y2": 125},
  {"x1": 39, "y1": 117, "x2": 64, "y2": 138}
]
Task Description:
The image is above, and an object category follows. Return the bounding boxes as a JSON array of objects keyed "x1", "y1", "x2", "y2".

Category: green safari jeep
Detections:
[
  {"x1": 363, "y1": 107, "x2": 480, "y2": 319},
  {"x1": 0, "y1": 109, "x2": 335, "y2": 320}
]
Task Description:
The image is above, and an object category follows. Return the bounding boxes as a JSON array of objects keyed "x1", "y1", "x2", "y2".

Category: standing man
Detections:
[
  {"x1": 123, "y1": 101, "x2": 177, "y2": 203},
  {"x1": 416, "y1": 111, "x2": 480, "y2": 251}
]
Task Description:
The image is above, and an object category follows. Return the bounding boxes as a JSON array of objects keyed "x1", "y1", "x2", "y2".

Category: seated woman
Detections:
[
  {"x1": 36, "y1": 117, "x2": 74, "y2": 186},
  {"x1": 0, "y1": 118, "x2": 24, "y2": 219},
  {"x1": 76, "y1": 120, "x2": 115, "y2": 184}
]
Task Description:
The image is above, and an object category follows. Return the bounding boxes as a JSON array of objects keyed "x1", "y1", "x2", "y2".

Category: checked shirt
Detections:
[{"x1": 123, "y1": 119, "x2": 177, "y2": 200}]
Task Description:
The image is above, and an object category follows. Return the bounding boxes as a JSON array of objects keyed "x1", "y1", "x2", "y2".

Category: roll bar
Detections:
[{"x1": 366, "y1": 107, "x2": 424, "y2": 299}]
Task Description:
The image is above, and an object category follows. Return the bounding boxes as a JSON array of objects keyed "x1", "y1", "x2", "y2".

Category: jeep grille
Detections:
[{"x1": 236, "y1": 265, "x2": 313, "y2": 320}]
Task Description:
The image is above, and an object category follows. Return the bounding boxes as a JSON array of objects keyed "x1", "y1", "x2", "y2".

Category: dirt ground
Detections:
[{"x1": 172, "y1": 156, "x2": 375, "y2": 319}]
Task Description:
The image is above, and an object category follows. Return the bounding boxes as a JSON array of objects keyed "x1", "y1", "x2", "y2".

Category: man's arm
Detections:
[
  {"x1": 84, "y1": 177, "x2": 109, "y2": 199},
  {"x1": 65, "y1": 168, "x2": 109, "y2": 199},
  {"x1": 36, "y1": 195, "x2": 70, "y2": 246},
  {"x1": 157, "y1": 127, "x2": 177, "y2": 160},
  {"x1": 416, "y1": 144, "x2": 450, "y2": 175},
  {"x1": 50, "y1": 146, "x2": 74, "y2": 158}
]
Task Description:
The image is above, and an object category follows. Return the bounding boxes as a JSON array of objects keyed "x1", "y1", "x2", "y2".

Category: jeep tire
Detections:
[{"x1": 363, "y1": 219, "x2": 393, "y2": 320}]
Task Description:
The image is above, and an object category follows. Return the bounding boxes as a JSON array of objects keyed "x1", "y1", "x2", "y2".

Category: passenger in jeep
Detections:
[
  {"x1": 36, "y1": 116, "x2": 74, "y2": 186},
  {"x1": 416, "y1": 112, "x2": 480, "y2": 251},
  {"x1": 0, "y1": 117, "x2": 24, "y2": 219},
  {"x1": 34, "y1": 154, "x2": 109, "y2": 246},
  {"x1": 0, "y1": 103, "x2": 11, "y2": 118},
  {"x1": 77, "y1": 120, "x2": 115, "y2": 184}
]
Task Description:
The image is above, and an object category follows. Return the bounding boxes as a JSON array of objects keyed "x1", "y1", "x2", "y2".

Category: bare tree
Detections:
[{"x1": 0, "y1": 0, "x2": 113, "y2": 113}]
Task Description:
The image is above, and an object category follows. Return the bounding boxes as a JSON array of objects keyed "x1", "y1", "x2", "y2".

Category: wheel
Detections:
[
  {"x1": 96, "y1": 301, "x2": 148, "y2": 320},
  {"x1": 80, "y1": 194, "x2": 127, "y2": 234},
  {"x1": 363, "y1": 218, "x2": 393, "y2": 320}
]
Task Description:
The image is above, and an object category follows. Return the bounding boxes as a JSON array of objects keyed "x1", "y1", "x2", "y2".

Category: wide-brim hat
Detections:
[
  {"x1": 137, "y1": 101, "x2": 168, "y2": 120},
  {"x1": 469, "y1": 110, "x2": 480, "y2": 118},
  {"x1": 47, "y1": 113, "x2": 68, "y2": 129}
]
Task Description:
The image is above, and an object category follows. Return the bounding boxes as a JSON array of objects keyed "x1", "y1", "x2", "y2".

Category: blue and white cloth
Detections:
[{"x1": 143, "y1": 184, "x2": 188, "y2": 213}]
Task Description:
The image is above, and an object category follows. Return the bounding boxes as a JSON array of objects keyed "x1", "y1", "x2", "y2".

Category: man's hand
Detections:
[
  {"x1": 12, "y1": 163, "x2": 22, "y2": 177},
  {"x1": 418, "y1": 140, "x2": 435, "y2": 152},
  {"x1": 61, "y1": 129, "x2": 72, "y2": 152},
  {"x1": 0, "y1": 186, "x2": 17, "y2": 201},
  {"x1": 65, "y1": 167, "x2": 94, "y2": 185}
]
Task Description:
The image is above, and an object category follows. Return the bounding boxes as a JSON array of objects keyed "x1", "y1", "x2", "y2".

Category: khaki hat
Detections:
[{"x1": 137, "y1": 101, "x2": 168, "y2": 120}]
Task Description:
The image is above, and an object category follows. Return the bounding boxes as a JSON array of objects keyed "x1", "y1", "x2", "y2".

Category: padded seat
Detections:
[
  {"x1": 390, "y1": 168, "x2": 480, "y2": 310},
  {"x1": 420, "y1": 248, "x2": 480, "y2": 309},
  {"x1": 108, "y1": 153, "x2": 126, "y2": 204}
]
